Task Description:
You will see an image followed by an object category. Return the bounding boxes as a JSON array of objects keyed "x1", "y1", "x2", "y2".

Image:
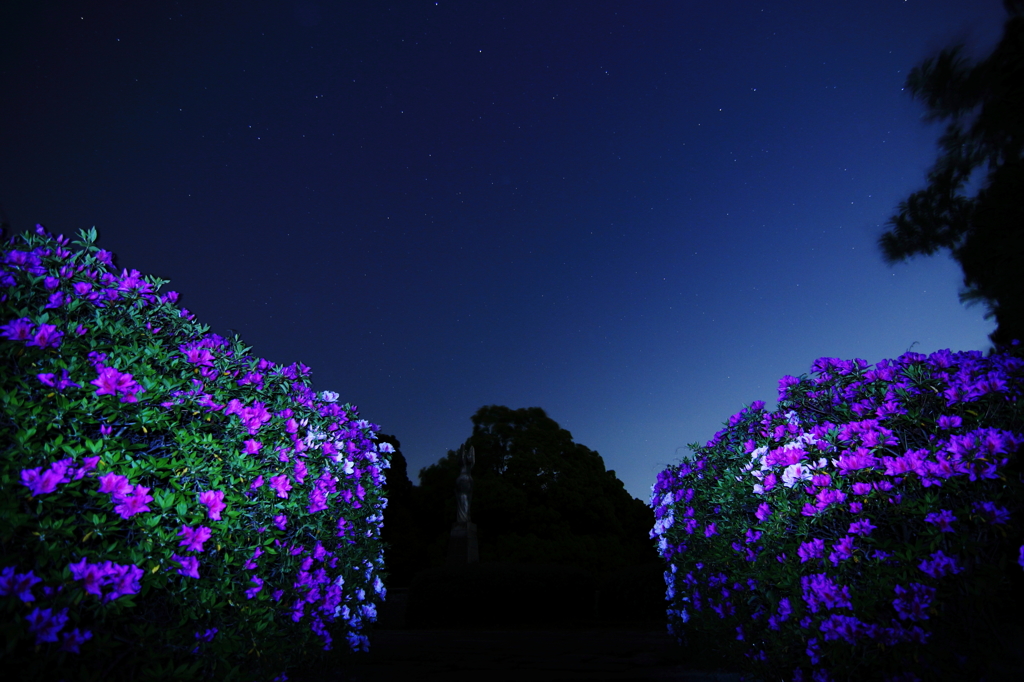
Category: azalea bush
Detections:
[
  {"x1": 651, "y1": 349, "x2": 1024, "y2": 681},
  {"x1": 0, "y1": 225, "x2": 393, "y2": 681}
]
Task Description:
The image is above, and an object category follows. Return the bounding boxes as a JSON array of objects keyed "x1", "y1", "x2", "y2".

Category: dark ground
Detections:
[{"x1": 288, "y1": 588, "x2": 746, "y2": 682}]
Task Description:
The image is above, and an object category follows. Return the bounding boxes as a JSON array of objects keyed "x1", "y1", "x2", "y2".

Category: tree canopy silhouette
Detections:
[
  {"x1": 879, "y1": 0, "x2": 1024, "y2": 347},
  {"x1": 416, "y1": 406, "x2": 658, "y2": 576}
]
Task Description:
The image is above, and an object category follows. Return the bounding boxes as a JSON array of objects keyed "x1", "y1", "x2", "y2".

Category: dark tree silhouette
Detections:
[
  {"x1": 376, "y1": 433, "x2": 432, "y2": 587},
  {"x1": 879, "y1": 0, "x2": 1024, "y2": 348},
  {"x1": 415, "y1": 406, "x2": 658, "y2": 577}
]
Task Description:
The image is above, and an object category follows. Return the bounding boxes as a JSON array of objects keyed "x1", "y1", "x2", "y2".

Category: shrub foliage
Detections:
[
  {"x1": 1, "y1": 225, "x2": 392, "y2": 681},
  {"x1": 652, "y1": 350, "x2": 1024, "y2": 681}
]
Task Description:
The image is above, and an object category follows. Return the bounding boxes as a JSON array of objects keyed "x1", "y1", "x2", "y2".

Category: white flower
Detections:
[
  {"x1": 320, "y1": 391, "x2": 339, "y2": 403},
  {"x1": 781, "y1": 462, "x2": 813, "y2": 488}
]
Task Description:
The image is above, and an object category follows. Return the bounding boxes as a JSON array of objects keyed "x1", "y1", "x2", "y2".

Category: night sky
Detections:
[{"x1": 1, "y1": 1, "x2": 1008, "y2": 503}]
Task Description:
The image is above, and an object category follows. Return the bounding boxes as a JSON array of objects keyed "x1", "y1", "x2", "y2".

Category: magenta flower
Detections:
[
  {"x1": 178, "y1": 525, "x2": 213, "y2": 552},
  {"x1": 242, "y1": 439, "x2": 262, "y2": 455},
  {"x1": 251, "y1": 475, "x2": 264, "y2": 490},
  {"x1": 20, "y1": 464, "x2": 66, "y2": 496},
  {"x1": 98, "y1": 472, "x2": 132, "y2": 499},
  {"x1": 198, "y1": 490, "x2": 226, "y2": 520},
  {"x1": 91, "y1": 366, "x2": 144, "y2": 403},
  {"x1": 172, "y1": 555, "x2": 200, "y2": 579},
  {"x1": 269, "y1": 475, "x2": 292, "y2": 499},
  {"x1": 114, "y1": 486, "x2": 152, "y2": 519}
]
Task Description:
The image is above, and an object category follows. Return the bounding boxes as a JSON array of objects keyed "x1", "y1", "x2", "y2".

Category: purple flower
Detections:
[
  {"x1": 798, "y1": 538, "x2": 825, "y2": 563},
  {"x1": 178, "y1": 525, "x2": 213, "y2": 552},
  {"x1": 273, "y1": 514, "x2": 287, "y2": 531},
  {"x1": 27, "y1": 323, "x2": 64, "y2": 349},
  {"x1": 820, "y1": 613, "x2": 868, "y2": 644},
  {"x1": 829, "y1": 536, "x2": 856, "y2": 565},
  {"x1": 893, "y1": 583, "x2": 935, "y2": 621},
  {"x1": 851, "y1": 482, "x2": 872, "y2": 495},
  {"x1": 198, "y1": 490, "x2": 226, "y2": 520},
  {"x1": 0, "y1": 568, "x2": 41, "y2": 602},
  {"x1": 918, "y1": 550, "x2": 962, "y2": 579},
  {"x1": 243, "y1": 547, "x2": 264, "y2": 571},
  {"x1": 937, "y1": 415, "x2": 962, "y2": 430},
  {"x1": 25, "y1": 607, "x2": 69, "y2": 644},
  {"x1": 242, "y1": 439, "x2": 262, "y2": 455},
  {"x1": 835, "y1": 448, "x2": 879, "y2": 474},
  {"x1": 755, "y1": 502, "x2": 772, "y2": 522},
  {"x1": 270, "y1": 475, "x2": 292, "y2": 499},
  {"x1": 36, "y1": 368, "x2": 81, "y2": 391},
  {"x1": 195, "y1": 628, "x2": 218, "y2": 642},
  {"x1": 704, "y1": 523, "x2": 718, "y2": 537},
  {"x1": 69, "y1": 558, "x2": 107, "y2": 596},
  {"x1": 0, "y1": 317, "x2": 35, "y2": 341},
  {"x1": 924, "y1": 509, "x2": 957, "y2": 532},
  {"x1": 251, "y1": 475, "x2": 264, "y2": 490},
  {"x1": 172, "y1": 555, "x2": 200, "y2": 579},
  {"x1": 801, "y1": 573, "x2": 852, "y2": 613},
  {"x1": 973, "y1": 501, "x2": 1010, "y2": 524},
  {"x1": 814, "y1": 487, "x2": 847, "y2": 510},
  {"x1": 245, "y1": 575, "x2": 264, "y2": 600},
  {"x1": 60, "y1": 627, "x2": 93, "y2": 653},
  {"x1": 848, "y1": 519, "x2": 876, "y2": 536},
  {"x1": 106, "y1": 564, "x2": 144, "y2": 601},
  {"x1": 778, "y1": 597, "x2": 792, "y2": 619}
]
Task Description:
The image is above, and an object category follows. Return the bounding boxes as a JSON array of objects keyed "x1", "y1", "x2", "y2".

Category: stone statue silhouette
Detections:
[{"x1": 455, "y1": 445, "x2": 475, "y2": 524}]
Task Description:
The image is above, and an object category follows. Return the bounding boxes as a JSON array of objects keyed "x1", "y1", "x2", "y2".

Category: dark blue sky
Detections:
[{"x1": 1, "y1": 1, "x2": 1007, "y2": 502}]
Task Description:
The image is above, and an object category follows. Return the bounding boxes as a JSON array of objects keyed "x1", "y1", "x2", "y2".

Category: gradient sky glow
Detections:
[{"x1": 1, "y1": 1, "x2": 1007, "y2": 502}]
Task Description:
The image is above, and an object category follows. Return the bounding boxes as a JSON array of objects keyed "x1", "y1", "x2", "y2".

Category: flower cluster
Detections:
[
  {"x1": 0, "y1": 225, "x2": 394, "y2": 680},
  {"x1": 651, "y1": 349, "x2": 1024, "y2": 681}
]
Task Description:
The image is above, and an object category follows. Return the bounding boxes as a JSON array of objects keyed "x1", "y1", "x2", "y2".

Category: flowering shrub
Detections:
[
  {"x1": 0, "y1": 225, "x2": 393, "y2": 680},
  {"x1": 651, "y1": 350, "x2": 1024, "y2": 681}
]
